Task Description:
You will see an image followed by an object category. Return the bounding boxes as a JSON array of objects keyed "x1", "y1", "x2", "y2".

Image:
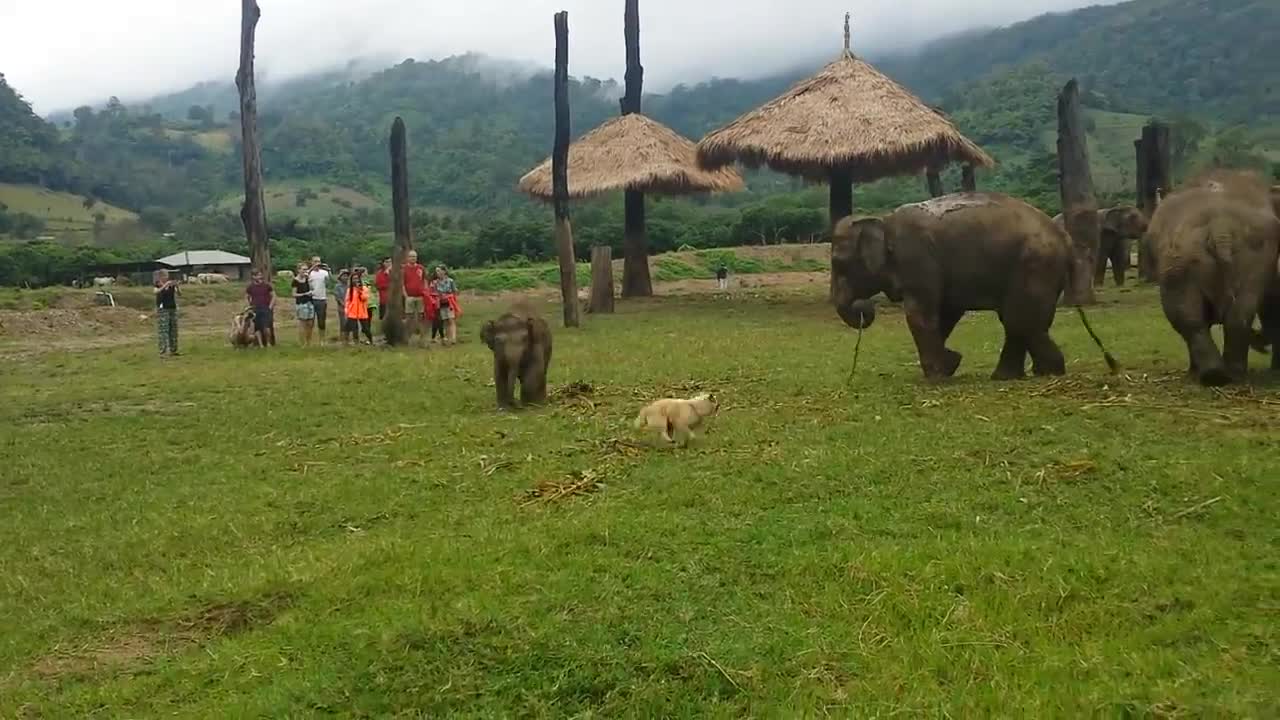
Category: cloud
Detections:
[{"x1": 0, "y1": 0, "x2": 1117, "y2": 113}]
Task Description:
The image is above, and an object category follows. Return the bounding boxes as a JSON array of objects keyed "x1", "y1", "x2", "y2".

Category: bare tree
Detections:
[
  {"x1": 1057, "y1": 79, "x2": 1100, "y2": 305},
  {"x1": 553, "y1": 11, "x2": 581, "y2": 328},
  {"x1": 236, "y1": 0, "x2": 271, "y2": 275},
  {"x1": 620, "y1": 0, "x2": 653, "y2": 298},
  {"x1": 385, "y1": 117, "x2": 414, "y2": 345}
]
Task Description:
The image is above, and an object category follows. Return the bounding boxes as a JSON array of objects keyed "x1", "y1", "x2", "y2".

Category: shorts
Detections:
[
  {"x1": 406, "y1": 296, "x2": 425, "y2": 317},
  {"x1": 312, "y1": 300, "x2": 328, "y2": 330},
  {"x1": 296, "y1": 302, "x2": 315, "y2": 321},
  {"x1": 252, "y1": 307, "x2": 274, "y2": 332},
  {"x1": 438, "y1": 305, "x2": 455, "y2": 321}
]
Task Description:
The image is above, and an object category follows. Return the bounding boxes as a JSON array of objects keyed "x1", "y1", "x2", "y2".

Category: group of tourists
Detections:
[{"x1": 151, "y1": 253, "x2": 463, "y2": 355}]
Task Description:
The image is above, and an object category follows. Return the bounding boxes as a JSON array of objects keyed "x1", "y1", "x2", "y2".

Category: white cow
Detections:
[
  {"x1": 197, "y1": 273, "x2": 230, "y2": 284},
  {"x1": 93, "y1": 277, "x2": 115, "y2": 287},
  {"x1": 276, "y1": 270, "x2": 294, "y2": 280}
]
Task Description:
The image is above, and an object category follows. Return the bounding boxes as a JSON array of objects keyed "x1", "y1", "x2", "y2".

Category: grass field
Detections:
[
  {"x1": 2, "y1": 284, "x2": 1278, "y2": 716},
  {"x1": 213, "y1": 181, "x2": 381, "y2": 223},
  {"x1": 0, "y1": 183, "x2": 138, "y2": 230}
]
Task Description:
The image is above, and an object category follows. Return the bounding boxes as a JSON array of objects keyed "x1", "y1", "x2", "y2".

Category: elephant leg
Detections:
[
  {"x1": 1262, "y1": 296, "x2": 1280, "y2": 371},
  {"x1": 937, "y1": 307, "x2": 965, "y2": 375},
  {"x1": 1094, "y1": 242, "x2": 1109, "y2": 287},
  {"x1": 1161, "y1": 288, "x2": 1226, "y2": 385},
  {"x1": 520, "y1": 361, "x2": 548, "y2": 406},
  {"x1": 1028, "y1": 333, "x2": 1067, "y2": 376},
  {"x1": 1112, "y1": 239, "x2": 1129, "y2": 287},
  {"x1": 903, "y1": 298, "x2": 957, "y2": 380},
  {"x1": 495, "y1": 358, "x2": 519, "y2": 409},
  {"x1": 992, "y1": 330, "x2": 1029, "y2": 381},
  {"x1": 1223, "y1": 321, "x2": 1253, "y2": 380}
]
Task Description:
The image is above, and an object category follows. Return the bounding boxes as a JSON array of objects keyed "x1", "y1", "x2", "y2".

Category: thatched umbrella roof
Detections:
[
  {"x1": 518, "y1": 113, "x2": 745, "y2": 200},
  {"x1": 696, "y1": 50, "x2": 994, "y2": 182}
]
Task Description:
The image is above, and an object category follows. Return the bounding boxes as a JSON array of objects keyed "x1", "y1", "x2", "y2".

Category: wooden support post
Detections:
[
  {"x1": 589, "y1": 246, "x2": 615, "y2": 314},
  {"x1": 620, "y1": 0, "x2": 653, "y2": 298},
  {"x1": 1135, "y1": 122, "x2": 1171, "y2": 281},
  {"x1": 926, "y1": 170, "x2": 944, "y2": 198},
  {"x1": 385, "y1": 117, "x2": 414, "y2": 345},
  {"x1": 1057, "y1": 79, "x2": 1100, "y2": 306},
  {"x1": 553, "y1": 11, "x2": 581, "y2": 329},
  {"x1": 829, "y1": 167, "x2": 854, "y2": 301},
  {"x1": 961, "y1": 164, "x2": 976, "y2": 192},
  {"x1": 1134, "y1": 136, "x2": 1152, "y2": 281},
  {"x1": 236, "y1": 0, "x2": 271, "y2": 275}
]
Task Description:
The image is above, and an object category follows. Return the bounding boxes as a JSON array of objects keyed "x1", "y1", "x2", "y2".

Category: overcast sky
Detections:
[{"x1": 1, "y1": 0, "x2": 1116, "y2": 114}]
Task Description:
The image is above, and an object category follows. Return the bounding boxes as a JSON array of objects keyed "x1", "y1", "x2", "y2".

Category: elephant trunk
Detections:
[{"x1": 837, "y1": 299, "x2": 877, "y2": 330}]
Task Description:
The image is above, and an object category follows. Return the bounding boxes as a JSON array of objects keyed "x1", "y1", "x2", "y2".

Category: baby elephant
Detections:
[{"x1": 480, "y1": 308, "x2": 553, "y2": 410}]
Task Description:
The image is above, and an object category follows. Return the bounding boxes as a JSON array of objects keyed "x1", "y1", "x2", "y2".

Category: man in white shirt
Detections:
[{"x1": 308, "y1": 256, "x2": 331, "y2": 344}]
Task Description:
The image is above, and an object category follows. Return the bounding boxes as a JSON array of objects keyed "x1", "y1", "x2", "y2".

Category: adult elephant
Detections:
[
  {"x1": 833, "y1": 192, "x2": 1116, "y2": 381},
  {"x1": 1052, "y1": 206, "x2": 1149, "y2": 286},
  {"x1": 1148, "y1": 170, "x2": 1280, "y2": 386}
]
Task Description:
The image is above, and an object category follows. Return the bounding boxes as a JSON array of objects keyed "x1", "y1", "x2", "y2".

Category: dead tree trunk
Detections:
[
  {"x1": 385, "y1": 117, "x2": 414, "y2": 346},
  {"x1": 1135, "y1": 137, "x2": 1152, "y2": 280},
  {"x1": 1135, "y1": 122, "x2": 1171, "y2": 281},
  {"x1": 620, "y1": 0, "x2": 653, "y2": 298},
  {"x1": 236, "y1": 0, "x2": 271, "y2": 275},
  {"x1": 961, "y1": 164, "x2": 976, "y2": 192},
  {"x1": 553, "y1": 11, "x2": 581, "y2": 329},
  {"x1": 926, "y1": 170, "x2": 944, "y2": 198},
  {"x1": 589, "y1": 246, "x2": 615, "y2": 314},
  {"x1": 1057, "y1": 79, "x2": 1100, "y2": 306}
]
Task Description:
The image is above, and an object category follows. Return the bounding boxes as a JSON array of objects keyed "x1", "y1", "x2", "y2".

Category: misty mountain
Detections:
[{"x1": 4, "y1": 0, "x2": 1278, "y2": 223}]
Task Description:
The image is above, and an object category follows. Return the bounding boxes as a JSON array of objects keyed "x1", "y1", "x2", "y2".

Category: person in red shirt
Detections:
[
  {"x1": 374, "y1": 257, "x2": 391, "y2": 322},
  {"x1": 402, "y1": 251, "x2": 427, "y2": 346}
]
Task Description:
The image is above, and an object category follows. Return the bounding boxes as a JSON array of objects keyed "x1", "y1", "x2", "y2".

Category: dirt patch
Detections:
[{"x1": 31, "y1": 591, "x2": 294, "y2": 680}]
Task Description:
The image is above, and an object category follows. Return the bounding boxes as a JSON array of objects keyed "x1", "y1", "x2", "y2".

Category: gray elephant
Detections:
[
  {"x1": 1052, "y1": 206, "x2": 1149, "y2": 287},
  {"x1": 833, "y1": 192, "x2": 1116, "y2": 381},
  {"x1": 1148, "y1": 170, "x2": 1280, "y2": 386}
]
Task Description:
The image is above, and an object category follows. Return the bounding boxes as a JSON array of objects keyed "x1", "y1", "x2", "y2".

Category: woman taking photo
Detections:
[
  {"x1": 293, "y1": 263, "x2": 316, "y2": 346},
  {"x1": 432, "y1": 266, "x2": 462, "y2": 346}
]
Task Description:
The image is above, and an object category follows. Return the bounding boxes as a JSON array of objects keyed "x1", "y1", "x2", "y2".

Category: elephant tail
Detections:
[
  {"x1": 1061, "y1": 245, "x2": 1121, "y2": 373},
  {"x1": 1075, "y1": 306, "x2": 1120, "y2": 374}
]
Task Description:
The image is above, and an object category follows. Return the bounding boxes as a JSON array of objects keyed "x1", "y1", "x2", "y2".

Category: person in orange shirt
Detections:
[{"x1": 344, "y1": 267, "x2": 373, "y2": 346}]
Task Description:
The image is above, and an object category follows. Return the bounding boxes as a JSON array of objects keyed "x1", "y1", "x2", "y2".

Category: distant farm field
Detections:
[
  {"x1": 0, "y1": 183, "x2": 138, "y2": 231},
  {"x1": 1, "y1": 281, "x2": 1277, "y2": 716},
  {"x1": 213, "y1": 180, "x2": 381, "y2": 222}
]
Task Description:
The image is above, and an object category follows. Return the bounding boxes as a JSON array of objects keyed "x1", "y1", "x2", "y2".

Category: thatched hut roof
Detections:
[
  {"x1": 696, "y1": 51, "x2": 994, "y2": 182},
  {"x1": 518, "y1": 113, "x2": 745, "y2": 200}
]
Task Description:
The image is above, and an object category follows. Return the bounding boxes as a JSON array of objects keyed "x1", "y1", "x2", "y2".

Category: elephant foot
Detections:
[
  {"x1": 1032, "y1": 361, "x2": 1067, "y2": 378},
  {"x1": 991, "y1": 366, "x2": 1028, "y2": 382},
  {"x1": 921, "y1": 350, "x2": 963, "y2": 381},
  {"x1": 1197, "y1": 367, "x2": 1232, "y2": 387}
]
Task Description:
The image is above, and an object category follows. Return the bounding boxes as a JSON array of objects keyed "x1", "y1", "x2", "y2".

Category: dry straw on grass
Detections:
[
  {"x1": 518, "y1": 114, "x2": 745, "y2": 200},
  {"x1": 696, "y1": 51, "x2": 994, "y2": 181}
]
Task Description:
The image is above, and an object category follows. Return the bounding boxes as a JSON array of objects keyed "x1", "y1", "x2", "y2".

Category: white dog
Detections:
[{"x1": 633, "y1": 393, "x2": 719, "y2": 446}]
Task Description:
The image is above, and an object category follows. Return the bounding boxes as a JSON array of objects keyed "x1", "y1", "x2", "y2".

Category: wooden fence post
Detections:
[
  {"x1": 589, "y1": 246, "x2": 615, "y2": 314},
  {"x1": 926, "y1": 170, "x2": 944, "y2": 198},
  {"x1": 1057, "y1": 79, "x2": 1100, "y2": 306},
  {"x1": 385, "y1": 117, "x2": 413, "y2": 345},
  {"x1": 961, "y1": 164, "x2": 976, "y2": 192}
]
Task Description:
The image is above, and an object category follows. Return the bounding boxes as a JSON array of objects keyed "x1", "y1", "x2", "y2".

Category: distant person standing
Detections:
[
  {"x1": 245, "y1": 270, "x2": 276, "y2": 347},
  {"x1": 153, "y1": 269, "x2": 180, "y2": 357},
  {"x1": 334, "y1": 269, "x2": 351, "y2": 344},
  {"x1": 716, "y1": 264, "x2": 729, "y2": 290},
  {"x1": 308, "y1": 257, "x2": 331, "y2": 344},
  {"x1": 374, "y1": 257, "x2": 392, "y2": 321},
  {"x1": 293, "y1": 263, "x2": 316, "y2": 346},
  {"x1": 344, "y1": 267, "x2": 374, "y2": 345},
  {"x1": 432, "y1": 265, "x2": 461, "y2": 346},
  {"x1": 402, "y1": 251, "x2": 428, "y2": 346},
  {"x1": 365, "y1": 266, "x2": 380, "y2": 334}
]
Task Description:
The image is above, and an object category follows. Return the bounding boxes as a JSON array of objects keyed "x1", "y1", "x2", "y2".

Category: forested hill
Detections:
[
  {"x1": 2, "y1": 0, "x2": 1278, "y2": 227},
  {"x1": 879, "y1": 0, "x2": 1280, "y2": 121}
]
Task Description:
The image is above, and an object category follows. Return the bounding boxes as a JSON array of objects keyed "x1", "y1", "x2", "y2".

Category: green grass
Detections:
[
  {"x1": 2, "y1": 286, "x2": 1278, "y2": 716},
  {"x1": 0, "y1": 183, "x2": 138, "y2": 230},
  {"x1": 213, "y1": 180, "x2": 381, "y2": 222}
]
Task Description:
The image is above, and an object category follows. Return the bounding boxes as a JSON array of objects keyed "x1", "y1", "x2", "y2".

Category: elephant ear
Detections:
[{"x1": 855, "y1": 219, "x2": 888, "y2": 275}]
